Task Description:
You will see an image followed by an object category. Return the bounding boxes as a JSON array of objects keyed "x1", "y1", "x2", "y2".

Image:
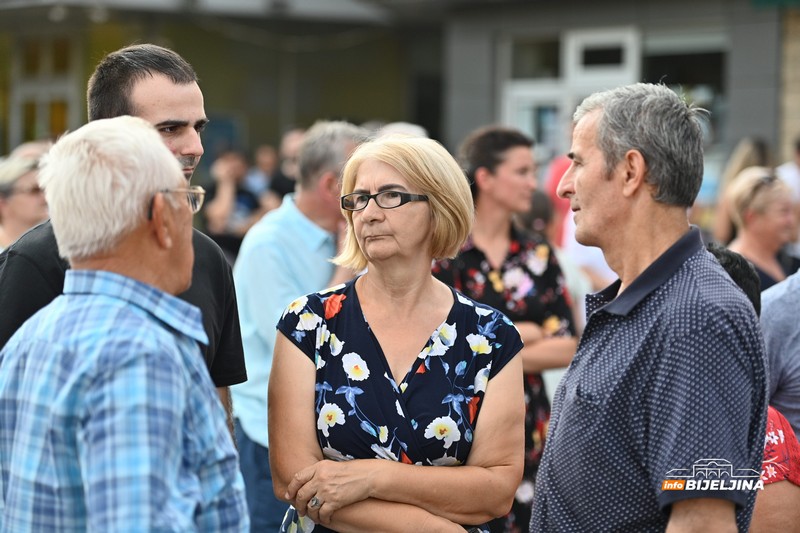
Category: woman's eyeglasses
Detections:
[
  {"x1": 147, "y1": 185, "x2": 206, "y2": 220},
  {"x1": 341, "y1": 190, "x2": 429, "y2": 211}
]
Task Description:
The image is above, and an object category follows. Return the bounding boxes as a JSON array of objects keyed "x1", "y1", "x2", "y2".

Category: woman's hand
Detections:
[{"x1": 287, "y1": 459, "x2": 376, "y2": 524}]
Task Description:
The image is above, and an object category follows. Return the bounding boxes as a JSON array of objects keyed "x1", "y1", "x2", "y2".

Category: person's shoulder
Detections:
[
  {"x1": 453, "y1": 289, "x2": 514, "y2": 325},
  {"x1": 763, "y1": 270, "x2": 800, "y2": 309},
  {"x1": 191, "y1": 228, "x2": 230, "y2": 270},
  {"x1": 665, "y1": 250, "x2": 755, "y2": 322},
  {"x1": 235, "y1": 211, "x2": 289, "y2": 258},
  {"x1": 4, "y1": 221, "x2": 60, "y2": 263},
  {"x1": 14, "y1": 293, "x2": 185, "y2": 355}
]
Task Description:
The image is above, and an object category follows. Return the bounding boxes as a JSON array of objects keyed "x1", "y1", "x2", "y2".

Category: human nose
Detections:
[
  {"x1": 181, "y1": 129, "x2": 204, "y2": 159},
  {"x1": 556, "y1": 166, "x2": 574, "y2": 199},
  {"x1": 528, "y1": 170, "x2": 538, "y2": 191},
  {"x1": 359, "y1": 194, "x2": 384, "y2": 220}
]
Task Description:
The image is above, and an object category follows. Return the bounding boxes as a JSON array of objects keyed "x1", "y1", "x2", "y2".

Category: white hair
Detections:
[
  {"x1": 37, "y1": 115, "x2": 184, "y2": 262},
  {"x1": 376, "y1": 121, "x2": 429, "y2": 139}
]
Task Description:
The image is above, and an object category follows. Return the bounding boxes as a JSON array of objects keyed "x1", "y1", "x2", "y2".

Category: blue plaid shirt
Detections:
[{"x1": 0, "y1": 270, "x2": 248, "y2": 532}]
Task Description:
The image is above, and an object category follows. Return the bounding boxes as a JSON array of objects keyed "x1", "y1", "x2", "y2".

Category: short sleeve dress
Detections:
[
  {"x1": 275, "y1": 278, "x2": 523, "y2": 532},
  {"x1": 432, "y1": 227, "x2": 574, "y2": 532}
]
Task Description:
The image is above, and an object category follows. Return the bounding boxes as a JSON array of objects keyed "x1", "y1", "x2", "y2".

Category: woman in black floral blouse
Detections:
[{"x1": 432, "y1": 126, "x2": 577, "y2": 533}]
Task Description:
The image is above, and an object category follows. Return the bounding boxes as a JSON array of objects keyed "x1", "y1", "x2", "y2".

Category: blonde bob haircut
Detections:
[
  {"x1": 334, "y1": 135, "x2": 474, "y2": 272},
  {"x1": 726, "y1": 166, "x2": 791, "y2": 229}
]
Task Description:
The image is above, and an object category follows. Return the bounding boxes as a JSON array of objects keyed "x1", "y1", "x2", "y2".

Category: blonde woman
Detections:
[
  {"x1": 712, "y1": 137, "x2": 771, "y2": 244},
  {"x1": 727, "y1": 166, "x2": 800, "y2": 290},
  {"x1": 268, "y1": 136, "x2": 524, "y2": 532}
]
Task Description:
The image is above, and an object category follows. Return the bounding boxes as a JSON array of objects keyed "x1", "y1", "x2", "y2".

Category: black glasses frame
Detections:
[{"x1": 341, "y1": 190, "x2": 429, "y2": 212}]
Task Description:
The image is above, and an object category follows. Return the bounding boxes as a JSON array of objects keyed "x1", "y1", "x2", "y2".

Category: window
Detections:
[
  {"x1": 8, "y1": 36, "x2": 81, "y2": 150},
  {"x1": 511, "y1": 37, "x2": 560, "y2": 79}
]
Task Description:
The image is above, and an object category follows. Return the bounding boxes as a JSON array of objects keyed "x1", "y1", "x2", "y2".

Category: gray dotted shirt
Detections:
[
  {"x1": 761, "y1": 270, "x2": 800, "y2": 438},
  {"x1": 531, "y1": 228, "x2": 768, "y2": 532}
]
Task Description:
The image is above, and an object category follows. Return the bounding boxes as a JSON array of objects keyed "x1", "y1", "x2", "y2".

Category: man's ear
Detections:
[
  {"x1": 621, "y1": 149, "x2": 648, "y2": 198},
  {"x1": 149, "y1": 193, "x2": 173, "y2": 249},
  {"x1": 320, "y1": 171, "x2": 340, "y2": 198}
]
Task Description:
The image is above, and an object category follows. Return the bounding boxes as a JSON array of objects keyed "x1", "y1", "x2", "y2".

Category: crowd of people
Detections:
[{"x1": 0, "y1": 42, "x2": 799, "y2": 533}]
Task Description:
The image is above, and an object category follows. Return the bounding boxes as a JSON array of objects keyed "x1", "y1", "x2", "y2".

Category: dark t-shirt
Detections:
[
  {"x1": 267, "y1": 169, "x2": 296, "y2": 199},
  {"x1": 0, "y1": 221, "x2": 247, "y2": 388}
]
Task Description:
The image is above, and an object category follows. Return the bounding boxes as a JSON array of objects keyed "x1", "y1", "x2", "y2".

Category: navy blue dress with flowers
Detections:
[
  {"x1": 275, "y1": 278, "x2": 522, "y2": 532},
  {"x1": 433, "y1": 227, "x2": 574, "y2": 533}
]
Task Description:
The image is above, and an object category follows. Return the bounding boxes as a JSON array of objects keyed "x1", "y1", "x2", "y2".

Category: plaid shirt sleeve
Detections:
[{"x1": 78, "y1": 341, "x2": 192, "y2": 532}]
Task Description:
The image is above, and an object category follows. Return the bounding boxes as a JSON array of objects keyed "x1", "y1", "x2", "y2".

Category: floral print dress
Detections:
[
  {"x1": 432, "y1": 227, "x2": 574, "y2": 533},
  {"x1": 276, "y1": 278, "x2": 523, "y2": 533},
  {"x1": 761, "y1": 406, "x2": 800, "y2": 486}
]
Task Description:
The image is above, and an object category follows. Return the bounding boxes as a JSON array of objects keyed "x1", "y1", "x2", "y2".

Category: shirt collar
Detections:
[
  {"x1": 63, "y1": 269, "x2": 208, "y2": 346},
  {"x1": 279, "y1": 194, "x2": 335, "y2": 251},
  {"x1": 589, "y1": 226, "x2": 703, "y2": 317}
]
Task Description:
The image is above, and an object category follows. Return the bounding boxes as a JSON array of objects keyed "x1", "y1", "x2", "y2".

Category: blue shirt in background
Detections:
[{"x1": 231, "y1": 194, "x2": 336, "y2": 448}]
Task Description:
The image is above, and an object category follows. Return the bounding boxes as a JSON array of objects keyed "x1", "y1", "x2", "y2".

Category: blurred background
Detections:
[{"x1": 0, "y1": 0, "x2": 797, "y2": 232}]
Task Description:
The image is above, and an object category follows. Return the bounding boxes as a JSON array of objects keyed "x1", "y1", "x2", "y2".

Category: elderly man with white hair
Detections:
[{"x1": 0, "y1": 116, "x2": 248, "y2": 532}]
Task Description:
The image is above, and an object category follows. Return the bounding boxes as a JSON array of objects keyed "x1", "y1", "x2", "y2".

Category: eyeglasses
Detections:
[
  {"x1": 9, "y1": 185, "x2": 43, "y2": 196},
  {"x1": 341, "y1": 190, "x2": 429, "y2": 212},
  {"x1": 147, "y1": 186, "x2": 206, "y2": 220}
]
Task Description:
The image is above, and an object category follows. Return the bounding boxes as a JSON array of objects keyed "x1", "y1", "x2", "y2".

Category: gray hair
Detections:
[
  {"x1": 297, "y1": 120, "x2": 370, "y2": 189},
  {"x1": 0, "y1": 156, "x2": 39, "y2": 196},
  {"x1": 574, "y1": 83, "x2": 706, "y2": 207},
  {"x1": 37, "y1": 115, "x2": 184, "y2": 262}
]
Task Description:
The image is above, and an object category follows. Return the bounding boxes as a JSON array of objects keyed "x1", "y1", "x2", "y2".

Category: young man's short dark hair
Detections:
[{"x1": 87, "y1": 44, "x2": 197, "y2": 121}]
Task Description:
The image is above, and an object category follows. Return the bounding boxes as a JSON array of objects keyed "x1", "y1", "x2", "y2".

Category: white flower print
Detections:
[
  {"x1": 315, "y1": 323, "x2": 330, "y2": 350},
  {"x1": 766, "y1": 431, "x2": 780, "y2": 445},
  {"x1": 423, "y1": 322, "x2": 458, "y2": 358},
  {"x1": 457, "y1": 292, "x2": 474, "y2": 306},
  {"x1": 424, "y1": 416, "x2": 461, "y2": 449},
  {"x1": 430, "y1": 453, "x2": 461, "y2": 466},
  {"x1": 318, "y1": 403, "x2": 345, "y2": 437},
  {"x1": 474, "y1": 362, "x2": 491, "y2": 393},
  {"x1": 297, "y1": 311, "x2": 322, "y2": 331},
  {"x1": 283, "y1": 295, "x2": 308, "y2": 318},
  {"x1": 329, "y1": 333, "x2": 344, "y2": 356},
  {"x1": 466, "y1": 333, "x2": 492, "y2": 355},
  {"x1": 288, "y1": 515, "x2": 316, "y2": 533},
  {"x1": 342, "y1": 352, "x2": 370, "y2": 381},
  {"x1": 378, "y1": 426, "x2": 389, "y2": 443},
  {"x1": 395, "y1": 399, "x2": 405, "y2": 417},
  {"x1": 475, "y1": 306, "x2": 493, "y2": 317},
  {"x1": 371, "y1": 443, "x2": 399, "y2": 461},
  {"x1": 503, "y1": 267, "x2": 533, "y2": 300},
  {"x1": 525, "y1": 244, "x2": 550, "y2": 276},
  {"x1": 322, "y1": 446, "x2": 354, "y2": 461}
]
